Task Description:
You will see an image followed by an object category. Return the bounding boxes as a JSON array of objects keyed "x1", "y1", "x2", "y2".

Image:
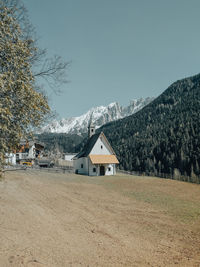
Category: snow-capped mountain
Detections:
[{"x1": 41, "y1": 97, "x2": 154, "y2": 134}]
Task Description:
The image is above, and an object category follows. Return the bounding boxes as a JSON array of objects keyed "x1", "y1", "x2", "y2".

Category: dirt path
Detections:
[{"x1": 0, "y1": 170, "x2": 200, "y2": 266}]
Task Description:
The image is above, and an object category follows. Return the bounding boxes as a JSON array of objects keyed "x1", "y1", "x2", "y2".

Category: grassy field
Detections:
[
  {"x1": 0, "y1": 170, "x2": 200, "y2": 266},
  {"x1": 102, "y1": 174, "x2": 200, "y2": 223}
]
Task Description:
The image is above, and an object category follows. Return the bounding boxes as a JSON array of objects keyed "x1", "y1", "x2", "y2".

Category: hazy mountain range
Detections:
[{"x1": 40, "y1": 97, "x2": 154, "y2": 134}]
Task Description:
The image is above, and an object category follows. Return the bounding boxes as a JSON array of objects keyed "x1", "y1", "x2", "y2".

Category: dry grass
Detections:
[
  {"x1": 0, "y1": 170, "x2": 200, "y2": 266},
  {"x1": 99, "y1": 174, "x2": 200, "y2": 223}
]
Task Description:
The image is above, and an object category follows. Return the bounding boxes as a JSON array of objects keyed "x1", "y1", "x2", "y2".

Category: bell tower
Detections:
[
  {"x1": 88, "y1": 122, "x2": 95, "y2": 138},
  {"x1": 88, "y1": 115, "x2": 95, "y2": 138}
]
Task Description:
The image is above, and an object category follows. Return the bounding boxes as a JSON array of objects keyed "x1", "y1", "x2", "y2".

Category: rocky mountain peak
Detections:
[{"x1": 40, "y1": 97, "x2": 154, "y2": 134}]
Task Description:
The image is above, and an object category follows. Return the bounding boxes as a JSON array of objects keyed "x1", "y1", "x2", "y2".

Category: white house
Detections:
[
  {"x1": 4, "y1": 139, "x2": 44, "y2": 166},
  {"x1": 64, "y1": 153, "x2": 76, "y2": 161},
  {"x1": 16, "y1": 140, "x2": 44, "y2": 164},
  {"x1": 5, "y1": 153, "x2": 16, "y2": 165},
  {"x1": 73, "y1": 123, "x2": 119, "y2": 176}
]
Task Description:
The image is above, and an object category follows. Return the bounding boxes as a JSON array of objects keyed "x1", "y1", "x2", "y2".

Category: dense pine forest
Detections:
[
  {"x1": 36, "y1": 133, "x2": 85, "y2": 155},
  {"x1": 98, "y1": 73, "x2": 200, "y2": 182}
]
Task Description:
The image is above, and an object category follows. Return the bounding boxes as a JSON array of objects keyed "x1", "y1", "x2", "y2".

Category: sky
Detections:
[{"x1": 26, "y1": 0, "x2": 200, "y2": 118}]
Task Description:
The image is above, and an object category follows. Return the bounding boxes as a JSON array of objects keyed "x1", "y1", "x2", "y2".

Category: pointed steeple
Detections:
[{"x1": 88, "y1": 113, "x2": 95, "y2": 138}]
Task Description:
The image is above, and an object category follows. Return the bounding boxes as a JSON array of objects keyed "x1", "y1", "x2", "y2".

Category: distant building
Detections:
[
  {"x1": 5, "y1": 153, "x2": 16, "y2": 165},
  {"x1": 73, "y1": 122, "x2": 119, "y2": 176},
  {"x1": 64, "y1": 154, "x2": 76, "y2": 161},
  {"x1": 15, "y1": 139, "x2": 44, "y2": 164},
  {"x1": 37, "y1": 158, "x2": 54, "y2": 168}
]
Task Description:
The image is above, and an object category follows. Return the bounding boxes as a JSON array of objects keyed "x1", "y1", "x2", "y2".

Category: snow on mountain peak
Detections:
[
  {"x1": 108, "y1": 102, "x2": 118, "y2": 108},
  {"x1": 40, "y1": 98, "x2": 154, "y2": 134}
]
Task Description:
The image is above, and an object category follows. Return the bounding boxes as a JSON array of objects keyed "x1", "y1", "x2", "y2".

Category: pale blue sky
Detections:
[{"x1": 26, "y1": 0, "x2": 200, "y2": 118}]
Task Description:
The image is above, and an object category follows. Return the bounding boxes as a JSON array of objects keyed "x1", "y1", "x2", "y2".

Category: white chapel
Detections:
[{"x1": 73, "y1": 122, "x2": 119, "y2": 176}]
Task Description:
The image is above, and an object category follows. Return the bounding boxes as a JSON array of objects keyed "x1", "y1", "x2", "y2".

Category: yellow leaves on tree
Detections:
[{"x1": 0, "y1": 3, "x2": 50, "y2": 161}]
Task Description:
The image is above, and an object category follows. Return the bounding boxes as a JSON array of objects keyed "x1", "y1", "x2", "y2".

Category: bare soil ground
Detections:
[{"x1": 0, "y1": 170, "x2": 200, "y2": 267}]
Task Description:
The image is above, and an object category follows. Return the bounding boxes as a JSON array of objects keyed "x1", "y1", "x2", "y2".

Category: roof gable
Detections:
[
  {"x1": 75, "y1": 132, "x2": 101, "y2": 158},
  {"x1": 75, "y1": 132, "x2": 116, "y2": 159},
  {"x1": 90, "y1": 132, "x2": 114, "y2": 155}
]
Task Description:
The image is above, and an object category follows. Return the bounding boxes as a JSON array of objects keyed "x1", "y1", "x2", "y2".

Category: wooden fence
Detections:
[
  {"x1": 117, "y1": 168, "x2": 200, "y2": 183},
  {"x1": 3, "y1": 165, "x2": 74, "y2": 174}
]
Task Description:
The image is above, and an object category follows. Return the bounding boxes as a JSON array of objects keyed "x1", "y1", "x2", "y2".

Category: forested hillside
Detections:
[
  {"x1": 36, "y1": 133, "x2": 85, "y2": 154},
  {"x1": 99, "y1": 73, "x2": 200, "y2": 182}
]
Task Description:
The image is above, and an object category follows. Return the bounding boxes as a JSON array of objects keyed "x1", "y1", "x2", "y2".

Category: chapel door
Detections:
[{"x1": 100, "y1": 166, "x2": 105, "y2": 176}]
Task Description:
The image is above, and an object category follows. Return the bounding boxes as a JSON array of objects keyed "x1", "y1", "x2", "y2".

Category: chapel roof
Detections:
[
  {"x1": 75, "y1": 132, "x2": 101, "y2": 159},
  {"x1": 89, "y1": 154, "x2": 119, "y2": 164}
]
